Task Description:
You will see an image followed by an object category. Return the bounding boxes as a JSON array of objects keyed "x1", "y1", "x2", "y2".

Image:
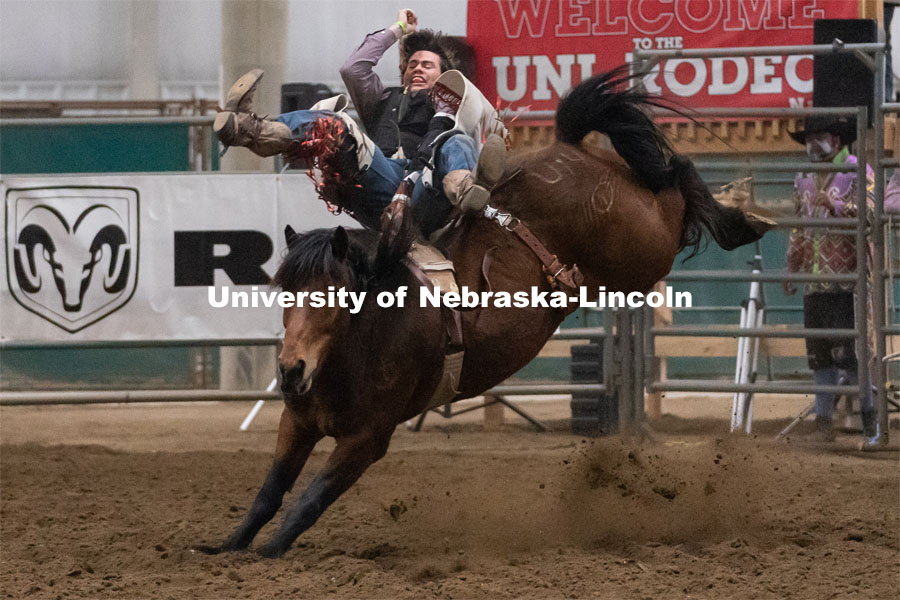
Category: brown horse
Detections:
[{"x1": 197, "y1": 70, "x2": 770, "y2": 558}]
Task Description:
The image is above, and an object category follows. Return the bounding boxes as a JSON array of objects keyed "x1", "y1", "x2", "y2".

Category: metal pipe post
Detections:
[
  {"x1": 871, "y1": 48, "x2": 890, "y2": 446},
  {"x1": 732, "y1": 300, "x2": 749, "y2": 431},
  {"x1": 618, "y1": 309, "x2": 634, "y2": 434},
  {"x1": 603, "y1": 309, "x2": 615, "y2": 399},
  {"x1": 855, "y1": 106, "x2": 871, "y2": 424},
  {"x1": 634, "y1": 42, "x2": 885, "y2": 60},
  {"x1": 633, "y1": 307, "x2": 645, "y2": 424},
  {"x1": 0, "y1": 116, "x2": 215, "y2": 126},
  {"x1": 742, "y1": 299, "x2": 765, "y2": 434}
]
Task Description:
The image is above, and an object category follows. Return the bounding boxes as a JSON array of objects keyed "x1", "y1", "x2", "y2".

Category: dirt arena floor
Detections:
[{"x1": 2, "y1": 394, "x2": 898, "y2": 599}]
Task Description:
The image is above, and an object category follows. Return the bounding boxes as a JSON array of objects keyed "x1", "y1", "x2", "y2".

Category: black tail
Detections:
[
  {"x1": 669, "y1": 155, "x2": 774, "y2": 259},
  {"x1": 556, "y1": 66, "x2": 772, "y2": 257},
  {"x1": 556, "y1": 66, "x2": 678, "y2": 193}
]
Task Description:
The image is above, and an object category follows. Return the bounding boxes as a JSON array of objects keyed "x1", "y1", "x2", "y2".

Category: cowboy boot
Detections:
[
  {"x1": 378, "y1": 179, "x2": 418, "y2": 255},
  {"x1": 860, "y1": 409, "x2": 877, "y2": 438},
  {"x1": 213, "y1": 111, "x2": 294, "y2": 157},
  {"x1": 443, "y1": 134, "x2": 506, "y2": 212},
  {"x1": 223, "y1": 69, "x2": 263, "y2": 112}
]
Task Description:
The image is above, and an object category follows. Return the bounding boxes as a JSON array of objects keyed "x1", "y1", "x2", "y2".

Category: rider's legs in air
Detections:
[{"x1": 214, "y1": 69, "x2": 505, "y2": 234}]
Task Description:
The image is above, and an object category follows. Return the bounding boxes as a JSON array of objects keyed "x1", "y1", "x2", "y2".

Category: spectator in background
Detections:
[
  {"x1": 785, "y1": 115, "x2": 876, "y2": 442},
  {"x1": 886, "y1": 169, "x2": 900, "y2": 214},
  {"x1": 886, "y1": 1, "x2": 898, "y2": 101}
]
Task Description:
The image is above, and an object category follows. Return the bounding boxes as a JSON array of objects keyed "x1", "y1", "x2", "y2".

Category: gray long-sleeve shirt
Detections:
[{"x1": 339, "y1": 29, "x2": 399, "y2": 133}]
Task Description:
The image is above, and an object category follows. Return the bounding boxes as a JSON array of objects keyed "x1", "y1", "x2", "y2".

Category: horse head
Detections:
[{"x1": 274, "y1": 225, "x2": 353, "y2": 396}]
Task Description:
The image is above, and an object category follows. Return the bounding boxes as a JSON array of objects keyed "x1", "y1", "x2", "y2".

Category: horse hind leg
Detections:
[
  {"x1": 256, "y1": 429, "x2": 392, "y2": 558},
  {"x1": 195, "y1": 408, "x2": 322, "y2": 554}
]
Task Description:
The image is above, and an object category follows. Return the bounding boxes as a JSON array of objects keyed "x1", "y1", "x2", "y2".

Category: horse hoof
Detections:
[{"x1": 192, "y1": 544, "x2": 224, "y2": 555}]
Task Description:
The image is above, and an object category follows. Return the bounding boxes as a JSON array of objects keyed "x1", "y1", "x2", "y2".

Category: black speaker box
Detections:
[
  {"x1": 813, "y1": 19, "x2": 877, "y2": 127},
  {"x1": 281, "y1": 83, "x2": 334, "y2": 113},
  {"x1": 569, "y1": 343, "x2": 618, "y2": 436}
]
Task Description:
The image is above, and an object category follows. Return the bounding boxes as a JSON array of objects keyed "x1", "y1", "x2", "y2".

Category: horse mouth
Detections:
[
  {"x1": 280, "y1": 361, "x2": 314, "y2": 396},
  {"x1": 297, "y1": 373, "x2": 313, "y2": 395}
]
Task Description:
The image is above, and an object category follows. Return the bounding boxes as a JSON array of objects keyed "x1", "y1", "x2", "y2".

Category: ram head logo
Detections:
[{"x1": 5, "y1": 187, "x2": 139, "y2": 332}]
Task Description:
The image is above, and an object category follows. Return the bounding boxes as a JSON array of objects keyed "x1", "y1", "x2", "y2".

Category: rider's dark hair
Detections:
[{"x1": 398, "y1": 29, "x2": 458, "y2": 77}]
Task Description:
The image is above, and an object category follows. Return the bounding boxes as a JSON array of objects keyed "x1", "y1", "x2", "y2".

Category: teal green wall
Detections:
[
  {"x1": 1, "y1": 347, "x2": 219, "y2": 391},
  {"x1": 0, "y1": 123, "x2": 206, "y2": 174}
]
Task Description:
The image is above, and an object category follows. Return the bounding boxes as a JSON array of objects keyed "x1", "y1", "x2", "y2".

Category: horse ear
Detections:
[
  {"x1": 284, "y1": 225, "x2": 298, "y2": 245},
  {"x1": 331, "y1": 226, "x2": 349, "y2": 260}
]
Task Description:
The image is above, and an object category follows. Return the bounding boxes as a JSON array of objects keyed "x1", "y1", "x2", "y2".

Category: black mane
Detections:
[{"x1": 272, "y1": 228, "x2": 380, "y2": 293}]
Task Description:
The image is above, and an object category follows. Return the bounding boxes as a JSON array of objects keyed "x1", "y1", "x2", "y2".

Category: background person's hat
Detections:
[{"x1": 788, "y1": 114, "x2": 857, "y2": 145}]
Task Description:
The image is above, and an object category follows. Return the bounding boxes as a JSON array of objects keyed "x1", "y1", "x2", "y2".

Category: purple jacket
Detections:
[{"x1": 786, "y1": 150, "x2": 874, "y2": 293}]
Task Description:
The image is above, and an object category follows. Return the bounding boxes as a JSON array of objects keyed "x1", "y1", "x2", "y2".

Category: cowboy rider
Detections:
[{"x1": 213, "y1": 8, "x2": 506, "y2": 236}]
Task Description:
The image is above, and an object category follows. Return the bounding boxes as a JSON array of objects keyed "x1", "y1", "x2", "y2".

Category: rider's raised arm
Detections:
[
  {"x1": 340, "y1": 11, "x2": 416, "y2": 130},
  {"x1": 339, "y1": 29, "x2": 394, "y2": 120}
]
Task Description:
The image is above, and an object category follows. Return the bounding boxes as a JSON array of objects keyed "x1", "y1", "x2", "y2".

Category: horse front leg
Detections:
[
  {"x1": 196, "y1": 408, "x2": 322, "y2": 554},
  {"x1": 256, "y1": 430, "x2": 392, "y2": 558}
]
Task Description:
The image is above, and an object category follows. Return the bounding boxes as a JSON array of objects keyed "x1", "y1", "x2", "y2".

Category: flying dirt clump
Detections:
[{"x1": 548, "y1": 437, "x2": 769, "y2": 548}]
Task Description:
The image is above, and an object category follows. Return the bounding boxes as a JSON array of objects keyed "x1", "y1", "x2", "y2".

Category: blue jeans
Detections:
[
  {"x1": 813, "y1": 366, "x2": 874, "y2": 419},
  {"x1": 276, "y1": 110, "x2": 477, "y2": 232}
]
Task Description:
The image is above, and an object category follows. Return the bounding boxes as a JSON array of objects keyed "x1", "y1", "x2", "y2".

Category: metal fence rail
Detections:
[
  {"x1": 652, "y1": 327, "x2": 858, "y2": 339},
  {"x1": 664, "y1": 271, "x2": 858, "y2": 283},
  {"x1": 650, "y1": 381, "x2": 860, "y2": 395},
  {"x1": 0, "y1": 390, "x2": 281, "y2": 406},
  {"x1": 0, "y1": 338, "x2": 280, "y2": 350},
  {"x1": 0, "y1": 325, "x2": 613, "y2": 407}
]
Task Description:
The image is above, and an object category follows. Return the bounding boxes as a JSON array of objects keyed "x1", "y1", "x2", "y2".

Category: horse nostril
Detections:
[{"x1": 280, "y1": 361, "x2": 306, "y2": 392}]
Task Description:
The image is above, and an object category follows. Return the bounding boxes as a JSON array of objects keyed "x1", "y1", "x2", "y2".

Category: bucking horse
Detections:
[{"x1": 196, "y1": 69, "x2": 772, "y2": 558}]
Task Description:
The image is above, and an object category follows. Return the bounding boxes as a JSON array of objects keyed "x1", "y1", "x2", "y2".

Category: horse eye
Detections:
[{"x1": 43, "y1": 248, "x2": 51, "y2": 261}]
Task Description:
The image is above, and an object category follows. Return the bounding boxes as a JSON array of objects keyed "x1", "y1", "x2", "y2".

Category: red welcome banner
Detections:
[{"x1": 466, "y1": 0, "x2": 857, "y2": 111}]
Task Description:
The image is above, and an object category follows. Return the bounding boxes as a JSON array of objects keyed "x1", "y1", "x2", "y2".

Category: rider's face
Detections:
[{"x1": 403, "y1": 50, "x2": 442, "y2": 93}]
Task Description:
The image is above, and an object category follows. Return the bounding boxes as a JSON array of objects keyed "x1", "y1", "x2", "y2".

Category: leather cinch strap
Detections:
[
  {"x1": 508, "y1": 221, "x2": 583, "y2": 294},
  {"x1": 481, "y1": 205, "x2": 583, "y2": 297}
]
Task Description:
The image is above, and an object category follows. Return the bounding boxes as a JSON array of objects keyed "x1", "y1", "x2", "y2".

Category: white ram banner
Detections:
[{"x1": 1, "y1": 173, "x2": 358, "y2": 342}]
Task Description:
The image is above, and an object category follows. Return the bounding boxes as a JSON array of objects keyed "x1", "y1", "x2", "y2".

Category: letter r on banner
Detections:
[{"x1": 174, "y1": 230, "x2": 273, "y2": 286}]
